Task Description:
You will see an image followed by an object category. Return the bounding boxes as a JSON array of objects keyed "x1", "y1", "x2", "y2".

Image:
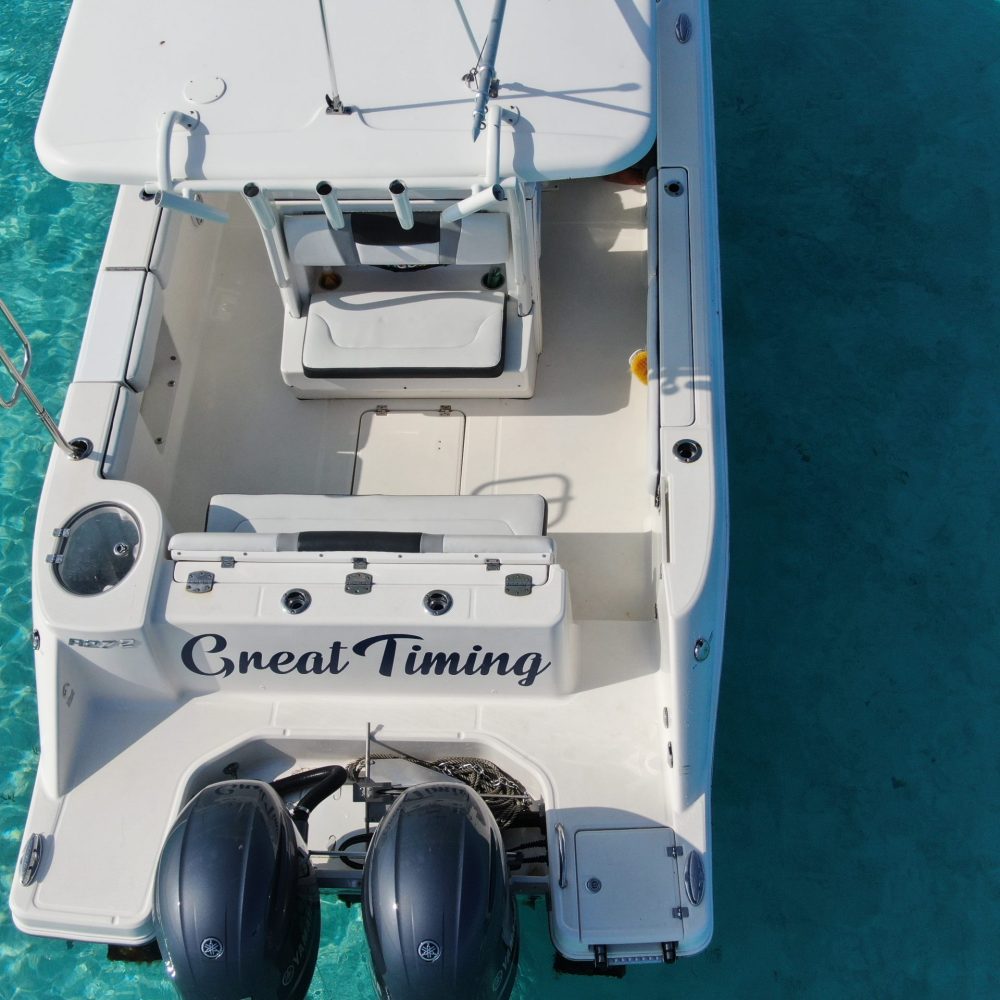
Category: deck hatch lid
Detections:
[{"x1": 575, "y1": 827, "x2": 684, "y2": 945}]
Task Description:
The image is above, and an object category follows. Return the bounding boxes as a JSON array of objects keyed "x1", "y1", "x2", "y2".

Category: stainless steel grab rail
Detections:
[
  {"x1": 0, "y1": 296, "x2": 30, "y2": 409},
  {"x1": 0, "y1": 297, "x2": 90, "y2": 459},
  {"x1": 555, "y1": 822, "x2": 567, "y2": 888}
]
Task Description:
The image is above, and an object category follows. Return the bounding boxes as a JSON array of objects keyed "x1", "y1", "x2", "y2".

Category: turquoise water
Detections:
[{"x1": 2, "y1": 0, "x2": 998, "y2": 997}]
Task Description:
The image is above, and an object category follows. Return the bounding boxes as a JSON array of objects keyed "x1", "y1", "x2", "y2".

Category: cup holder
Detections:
[
  {"x1": 423, "y1": 590, "x2": 453, "y2": 616},
  {"x1": 282, "y1": 588, "x2": 312, "y2": 615},
  {"x1": 672, "y1": 439, "x2": 703, "y2": 463}
]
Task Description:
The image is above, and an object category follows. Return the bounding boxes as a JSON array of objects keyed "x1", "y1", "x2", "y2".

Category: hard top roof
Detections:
[{"x1": 37, "y1": 0, "x2": 656, "y2": 189}]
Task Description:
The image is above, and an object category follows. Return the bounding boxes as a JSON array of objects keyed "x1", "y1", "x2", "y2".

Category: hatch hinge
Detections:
[
  {"x1": 485, "y1": 558, "x2": 502, "y2": 571},
  {"x1": 504, "y1": 572, "x2": 533, "y2": 596},
  {"x1": 438, "y1": 404, "x2": 453, "y2": 416},
  {"x1": 353, "y1": 557, "x2": 368, "y2": 570},
  {"x1": 375, "y1": 404, "x2": 389, "y2": 416},
  {"x1": 346, "y1": 571, "x2": 373, "y2": 595},
  {"x1": 672, "y1": 906, "x2": 689, "y2": 920},
  {"x1": 667, "y1": 844, "x2": 684, "y2": 858},
  {"x1": 220, "y1": 555, "x2": 236, "y2": 569},
  {"x1": 186, "y1": 571, "x2": 215, "y2": 594}
]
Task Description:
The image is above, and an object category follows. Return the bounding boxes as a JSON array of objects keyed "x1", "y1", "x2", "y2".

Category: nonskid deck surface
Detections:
[{"x1": 123, "y1": 179, "x2": 654, "y2": 620}]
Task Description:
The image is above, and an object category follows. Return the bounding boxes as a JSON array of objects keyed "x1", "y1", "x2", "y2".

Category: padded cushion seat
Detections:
[
  {"x1": 283, "y1": 211, "x2": 510, "y2": 268},
  {"x1": 301, "y1": 266, "x2": 505, "y2": 378},
  {"x1": 169, "y1": 531, "x2": 554, "y2": 558},
  {"x1": 207, "y1": 493, "x2": 548, "y2": 537}
]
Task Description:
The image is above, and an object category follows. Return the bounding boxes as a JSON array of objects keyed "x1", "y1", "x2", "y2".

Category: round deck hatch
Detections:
[
  {"x1": 183, "y1": 77, "x2": 227, "y2": 105},
  {"x1": 52, "y1": 504, "x2": 140, "y2": 595}
]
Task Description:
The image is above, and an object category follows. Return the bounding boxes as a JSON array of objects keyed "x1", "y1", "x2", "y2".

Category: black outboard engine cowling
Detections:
[
  {"x1": 153, "y1": 780, "x2": 319, "y2": 1000},
  {"x1": 362, "y1": 782, "x2": 519, "y2": 1000}
]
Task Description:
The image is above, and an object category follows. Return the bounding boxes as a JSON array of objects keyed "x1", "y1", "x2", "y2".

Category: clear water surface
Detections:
[{"x1": 1, "y1": 1, "x2": 997, "y2": 997}]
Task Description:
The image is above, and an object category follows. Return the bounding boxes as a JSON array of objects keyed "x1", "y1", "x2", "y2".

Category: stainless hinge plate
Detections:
[
  {"x1": 672, "y1": 906, "x2": 689, "y2": 920},
  {"x1": 504, "y1": 572, "x2": 533, "y2": 596},
  {"x1": 353, "y1": 557, "x2": 368, "y2": 570},
  {"x1": 667, "y1": 845, "x2": 684, "y2": 858},
  {"x1": 346, "y1": 571, "x2": 373, "y2": 595},
  {"x1": 186, "y1": 571, "x2": 215, "y2": 594},
  {"x1": 485, "y1": 558, "x2": 501, "y2": 571},
  {"x1": 375, "y1": 404, "x2": 389, "y2": 416},
  {"x1": 220, "y1": 555, "x2": 236, "y2": 568}
]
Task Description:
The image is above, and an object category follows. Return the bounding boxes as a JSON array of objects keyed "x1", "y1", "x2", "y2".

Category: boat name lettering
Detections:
[
  {"x1": 181, "y1": 633, "x2": 349, "y2": 677},
  {"x1": 180, "y1": 632, "x2": 550, "y2": 687}
]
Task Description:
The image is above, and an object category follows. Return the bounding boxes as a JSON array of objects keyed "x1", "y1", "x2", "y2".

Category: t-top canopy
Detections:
[{"x1": 36, "y1": 0, "x2": 656, "y2": 190}]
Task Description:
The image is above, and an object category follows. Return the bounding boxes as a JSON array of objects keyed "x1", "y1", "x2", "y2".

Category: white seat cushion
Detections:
[
  {"x1": 169, "y1": 531, "x2": 553, "y2": 559},
  {"x1": 301, "y1": 266, "x2": 505, "y2": 377},
  {"x1": 207, "y1": 494, "x2": 548, "y2": 536}
]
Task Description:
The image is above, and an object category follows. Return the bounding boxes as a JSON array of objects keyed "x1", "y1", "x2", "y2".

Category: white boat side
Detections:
[{"x1": 8, "y1": 0, "x2": 728, "y2": 982}]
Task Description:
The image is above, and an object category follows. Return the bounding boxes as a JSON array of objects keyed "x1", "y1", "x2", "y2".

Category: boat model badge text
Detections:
[{"x1": 180, "y1": 632, "x2": 551, "y2": 687}]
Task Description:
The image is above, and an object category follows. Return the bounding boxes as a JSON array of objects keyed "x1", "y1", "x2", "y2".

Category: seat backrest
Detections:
[
  {"x1": 284, "y1": 213, "x2": 360, "y2": 266},
  {"x1": 282, "y1": 208, "x2": 510, "y2": 303},
  {"x1": 441, "y1": 212, "x2": 510, "y2": 266},
  {"x1": 169, "y1": 530, "x2": 553, "y2": 561},
  {"x1": 205, "y1": 492, "x2": 547, "y2": 536},
  {"x1": 171, "y1": 493, "x2": 552, "y2": 563}
]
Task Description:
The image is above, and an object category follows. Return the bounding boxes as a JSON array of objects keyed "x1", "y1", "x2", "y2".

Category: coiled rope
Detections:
[{"x1": 347, "y1": 752, "x2": 532, "y2": 828}]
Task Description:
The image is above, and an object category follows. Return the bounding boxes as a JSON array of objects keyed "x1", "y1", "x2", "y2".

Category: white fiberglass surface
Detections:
[
  {"x1": 120, "y1": 179, "x2": 653, "y2": 619},
  {"x1": 37, "y1": 0, "x2": 655, "y2": 185}
]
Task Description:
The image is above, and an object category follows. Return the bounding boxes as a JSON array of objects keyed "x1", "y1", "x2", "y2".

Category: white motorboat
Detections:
[{"x1": 5, "y1": 1, "x2": 728, "y2": 996}]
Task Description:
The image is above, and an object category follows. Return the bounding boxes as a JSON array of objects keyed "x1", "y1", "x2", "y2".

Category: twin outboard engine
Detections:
[
  {"x1": 153, "y1": 780, "x2": 320, "y2": 1000},
  {"x1": 153, "y1": 771, "x2": 519, "y2": 1000},
  {"x1": 363, "y1": 782, "x2": 519, "y2": 1000}
]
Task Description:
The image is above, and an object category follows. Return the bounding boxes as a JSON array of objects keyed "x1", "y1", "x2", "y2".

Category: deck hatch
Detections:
[
  {"x1": 575, "y1": 827, "x2": 683, "y2": 946},
  {"x1": 352, "y1": 409, "x2": 465, "y2": 495}
]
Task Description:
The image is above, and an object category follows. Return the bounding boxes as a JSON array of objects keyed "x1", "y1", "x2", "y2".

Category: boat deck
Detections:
[
  {"x1": 11, "y1": 179, "x2": 693, "y2": 946},
  {"x1": 125, "y1": 179, "x2": 655, "y2": 620}
]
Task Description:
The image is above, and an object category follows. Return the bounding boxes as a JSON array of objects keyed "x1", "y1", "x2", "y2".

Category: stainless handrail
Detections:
[
  {"x1": 0, "y1": 297, "x2": 89, "y2": 459},
  {"x1": 555, "y1": 822, "x2": 567, "y2": 888},
  {"x1": 0, "y1": 296, "x2": 30, "y2": 408}
]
